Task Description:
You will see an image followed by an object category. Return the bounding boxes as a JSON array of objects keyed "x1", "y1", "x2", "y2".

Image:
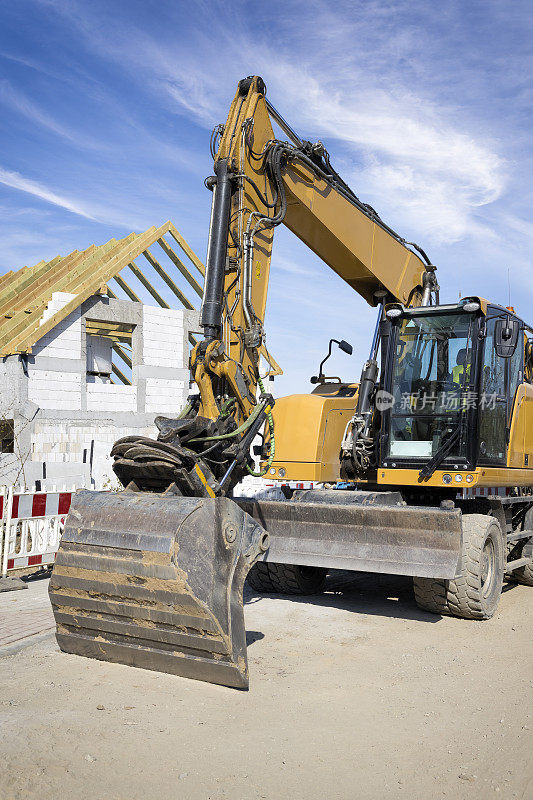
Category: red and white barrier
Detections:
[{"x1": 1, "y1": 486, "x2": 74, "y2": 577}]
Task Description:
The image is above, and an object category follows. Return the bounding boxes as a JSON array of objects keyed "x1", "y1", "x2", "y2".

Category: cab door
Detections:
[{"x1": 478, "y1": 310, "x2": 523, "y2": 466}]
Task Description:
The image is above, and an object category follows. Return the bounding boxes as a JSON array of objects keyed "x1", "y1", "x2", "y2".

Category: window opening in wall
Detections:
[
  {"x1": 85, "y1": 320, "x2": 134, "y2": 385},
  {"x1": 0, "y1": 419, "x2": 14, "y2": 453}
]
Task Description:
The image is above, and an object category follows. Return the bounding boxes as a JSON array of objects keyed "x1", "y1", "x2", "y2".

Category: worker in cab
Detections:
[{"x1": 452, "y1": 347, "x2": 471, "y2": 386}]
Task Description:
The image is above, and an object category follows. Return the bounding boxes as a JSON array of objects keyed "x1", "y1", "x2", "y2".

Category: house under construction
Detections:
[{"x1": 0, "y1": 221, "x2": 207, "y2": 489}]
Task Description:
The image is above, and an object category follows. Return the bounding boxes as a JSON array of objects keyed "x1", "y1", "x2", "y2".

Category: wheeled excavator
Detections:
[{"x1": 49, "y1": 76, "x2": 533, "y2": 689}]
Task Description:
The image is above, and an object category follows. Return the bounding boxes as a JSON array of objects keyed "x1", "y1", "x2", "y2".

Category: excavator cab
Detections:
[
  {"x1": 379, "y1": 298, "x2": 527, "y2": 481},
  {"x1": 383, "y1": 301, "x2": 479, "y2": 470}
]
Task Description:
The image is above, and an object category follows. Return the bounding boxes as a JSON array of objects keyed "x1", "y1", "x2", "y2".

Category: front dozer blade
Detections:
[
  {"x1": 49, "y1": 490, "x2": 269, "y2": 689},
  {"x1": 239, "y1": 490, "x2": 463, "y2": 579}
]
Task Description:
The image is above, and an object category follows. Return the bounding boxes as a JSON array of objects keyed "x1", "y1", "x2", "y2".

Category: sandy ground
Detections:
[{"x1": 0, "y1": 572, "x2": 531, "y2": 800}]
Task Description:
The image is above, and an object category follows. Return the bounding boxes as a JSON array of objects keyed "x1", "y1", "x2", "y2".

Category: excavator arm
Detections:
[{"x1": 110, "y1": 75, "x2": 438, "y2": 496}]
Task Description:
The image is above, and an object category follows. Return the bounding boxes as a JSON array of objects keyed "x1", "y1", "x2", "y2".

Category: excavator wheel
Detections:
[
  {"x1": 247, "y1": 562, "x2": 327, "y2": 595},
  {"x1": 412, "y1": 577, "x2": 449, "y2": 615},
  {"x1": 413, "y1": 514, "x2": 505, "y2": 620}
]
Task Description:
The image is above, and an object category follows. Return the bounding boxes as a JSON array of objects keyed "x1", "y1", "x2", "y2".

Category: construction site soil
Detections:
[{"x1": 0, "y1": 572, "x2": 531, "y2": 800}]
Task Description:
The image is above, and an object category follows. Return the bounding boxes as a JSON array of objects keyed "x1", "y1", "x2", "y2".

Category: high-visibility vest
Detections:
[{"x1": 452, "y1": 363, "x2": 470, "y2": 384}]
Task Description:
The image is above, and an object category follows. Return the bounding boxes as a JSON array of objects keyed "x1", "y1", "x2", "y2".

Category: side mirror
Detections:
[
  {"x1": 312, "y1": 338, "x2": 354, "y2": 384},
  {"x1": 494, "y1": 317, "x2": 520, "y2": 358}
]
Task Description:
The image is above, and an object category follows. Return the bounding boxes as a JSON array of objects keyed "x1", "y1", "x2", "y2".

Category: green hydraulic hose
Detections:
[
  {"x1": 177, "y1": 402, "x2": 193, "y2": 419},
  {"x1": 188, "y1": 396, "x2": 266, "y2": 442},
  {"x1": 187, "y1": 377, "x2": 276, "y2": 478}
]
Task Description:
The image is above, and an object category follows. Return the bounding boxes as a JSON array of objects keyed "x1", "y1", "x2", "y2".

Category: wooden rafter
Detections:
[
  {"x1": 111, "y1": 362, "x2": 131, "y2": 385},
  {"x1": 127, "y1": 262, "x2": 169, "y2": 308},
  {"x1": 157, "y1": 237, "x2": 203, "y2": 298},
  {"x1": 167, "y1": 223, "x2": 205, "y2": 277},
  {"x1": 142, "y1": 249, "x2": 194, "y2": 310},
  {"x1": 112, "y1": 274, "x2": 142, "y2": 303},
  {"x1": 112, "y1": 343, "x2": 132, "y2": 369},
  {"x1": 0, "y1": 218, "x2": 281, "y2": 376}
]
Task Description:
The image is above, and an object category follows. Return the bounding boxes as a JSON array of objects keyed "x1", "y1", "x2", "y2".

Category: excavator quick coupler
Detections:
[{"x1": 49, "y1": 489, "x2": 269, "y2": 689}]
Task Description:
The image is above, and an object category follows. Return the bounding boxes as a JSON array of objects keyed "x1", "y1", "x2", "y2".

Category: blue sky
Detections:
[{"x1": 1, "y1": 0, "x2": 531, "y2": 395}]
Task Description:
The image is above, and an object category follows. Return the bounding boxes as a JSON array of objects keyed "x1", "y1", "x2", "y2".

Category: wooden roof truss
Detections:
[{"x1": 0, "y1": 221, "x2": 281, "y2": 386}]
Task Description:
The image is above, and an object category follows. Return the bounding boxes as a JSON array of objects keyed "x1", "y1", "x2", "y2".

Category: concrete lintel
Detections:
[
  {"x1": 26, "y1": 356, "x2": 85, "y2": 374},
  {"x1": 135, "y1": 365, "x2": 190, "y2": 380},
  {"x1": 81, "y1": 295, "x2": 143, "y2": 325},
  {"x1": 183, "y1": 309, "x2": 201, "y2": 332},
  {"x1": 181, "y1": 309, "x2": 200, "y2": 369},
  {"x1": 29, "y1": 409, "x2": 171, "y2": 426}
]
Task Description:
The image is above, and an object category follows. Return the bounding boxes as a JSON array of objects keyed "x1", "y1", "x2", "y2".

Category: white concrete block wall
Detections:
[
  {"x1": 89, "y1": 425, "x2": 156, "y2": 488},
  {"x1": 27, "y1": 370, "x2": 82, "y2": 410},
  {"x1": 4, "y1": 298, "x2": 197, "y2": 491},
  {"x1": 142, "y1": 307, "x2": 184, "y2": 368},
  {"x1": 87, "y1": 384, "x2": 137, "y2": 412},
  {"x1": 233, "y1": 476, "x2": 287, "y2": 501},
  {"x1": 145, "y1": 377, "x2": 186, "y2": 413},
  {"x1": 40, "y1": 291, "x2": 77, "y2": 322},
  {"x1": 31, "y1": 422, "x2": 157, "y2": 489},
  {"x1": 33, "y1": 292, "x2": 82, "y2": 359},
  {"x1": 0, "y1": 361, "x2": 12, "y2": 412}
]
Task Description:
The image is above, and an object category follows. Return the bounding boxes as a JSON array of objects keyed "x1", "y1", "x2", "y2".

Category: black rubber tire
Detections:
[
  {"x1": 247, "y1": 562, "x2": 327, "y2": 595},
  {"x1": 413, "y1": 577, "x2": 450, "y2": 615},
  {"x1": 413, "y1": 514, "x2": 505, "y2": 620},
  {"x1": 508, "y1": 508, "x2": 533, "y2": 586}
]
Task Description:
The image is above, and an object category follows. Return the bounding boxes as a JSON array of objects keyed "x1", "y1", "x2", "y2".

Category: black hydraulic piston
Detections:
[
  {"x1": 356, "y1": 358, "x2": 379, "y2": 425},
  {"x1": 356, "y1": 304, "x2": 382, "y2": 431},
  {"x1": 201, "y1": 158, "x2": 233, "y2": 340}
]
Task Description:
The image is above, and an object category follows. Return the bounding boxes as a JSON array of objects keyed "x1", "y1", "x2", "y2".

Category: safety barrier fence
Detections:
[{"x1": 0, "y1": 485, "x2": 76, "y2": 577}]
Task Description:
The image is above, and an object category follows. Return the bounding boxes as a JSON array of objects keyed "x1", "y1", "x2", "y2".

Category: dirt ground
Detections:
[{"x1": 0, "y1": 572, "x2": 531, "y2": 800}]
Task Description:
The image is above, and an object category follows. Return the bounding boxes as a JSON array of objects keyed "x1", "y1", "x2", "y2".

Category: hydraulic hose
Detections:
[
  {"x1": 246, "y1": 377, "x2": 275, "y2": 477},
  {"x1": 188, "y1": 377, "x2": 275, "y2": 477}
]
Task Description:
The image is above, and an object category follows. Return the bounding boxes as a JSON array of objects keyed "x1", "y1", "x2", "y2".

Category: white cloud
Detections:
[
  {"x1": 271, "y1": 255, "x2": 314, "y2": 277},
  {"x1": 3, "y1": 0, "x2": 530, "y2": 394},
  {"x1": 56, "y1": 1, "x2": 505, "y2": 247},
  {"x1": 17, "y1": 1, "x2": 525, "y2": 263},
  {"x1": 498, "y1": 213, "x2": 533, "y2": 241},
  {"x1": 0, "y1": 166, "x2": 156, "y2": 232},
  {"x1": 0, "y1": 167, "x2": 96, "y2": 219},
  {"x1": 0, "y1": 79, "x2": 76, "y2": 140}
]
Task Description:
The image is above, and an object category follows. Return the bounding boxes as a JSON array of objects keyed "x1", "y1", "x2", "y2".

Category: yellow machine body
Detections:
[
  {"x1": 268, "y1": 300, "x2": 533, "y2": 493},
  {"x1": 268, "y1": 384, "x2": 358, "y2": 482}
]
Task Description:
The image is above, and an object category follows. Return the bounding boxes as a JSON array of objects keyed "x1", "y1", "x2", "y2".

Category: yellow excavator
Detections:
[{"x1": 49, "y1": 76, "x2": 533, "y2": 689}]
